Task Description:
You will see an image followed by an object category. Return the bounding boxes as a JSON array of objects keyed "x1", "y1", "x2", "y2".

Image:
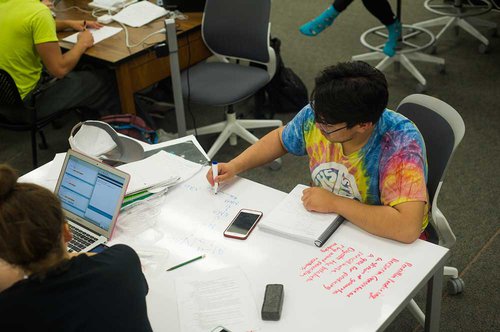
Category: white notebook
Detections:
[
  {"x1": 62, "y1": 26, "x2": 122, "y2": 44},
  {"x1": 111, "y1": 1, "x2": 169, "y2": 27},
  {"x1": 259, "y1": 184, "x2": 345, "y2": 247}
]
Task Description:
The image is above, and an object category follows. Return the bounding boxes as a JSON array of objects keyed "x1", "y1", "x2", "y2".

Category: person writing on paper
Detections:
[
  {"x1": 0, "y1": 0, "x2": 119, "y2": 123},
  {"x1": 0, "y1": 165, "x2": 153, "y2": 331},
  {"x1": 207, "y1": 61, "x2": 428, "y2": 244}
]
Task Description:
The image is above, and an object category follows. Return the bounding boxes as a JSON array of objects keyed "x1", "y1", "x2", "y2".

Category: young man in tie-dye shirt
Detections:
[{"x1": 207, "y1": 61, "x2": 428, "y2": 243}]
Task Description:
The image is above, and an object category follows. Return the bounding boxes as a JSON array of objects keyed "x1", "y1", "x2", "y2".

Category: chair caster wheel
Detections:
[
  {"x1": 269, "y1": 158, "x2": 282, "y2": 171},
  {"x1": 478, "y1": 43, "x2": 489, "y2": 54},
  {"x1": 454, "y1": 26, "x2": 460, "y2": 37},
  {"x1": 416, "y1": 83, "x2": 427, "y2": 93},
  {"x1": 447, "y1": 277, "x2": 465, "y2": 295},
  {"x1": 429, "y1": 45, "x2": 438, "y2": 55},
  {"x1": 491, "y1": 29, "x2": 498, "y2": 38}
]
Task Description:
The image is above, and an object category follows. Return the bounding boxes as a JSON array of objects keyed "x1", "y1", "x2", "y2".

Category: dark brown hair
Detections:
[
  {"x1": 0, "y1": 164, "x2": 66, "y2": 273},
  {"x1": 311, "y1": 61, "x2": 388, "y2": 127}
]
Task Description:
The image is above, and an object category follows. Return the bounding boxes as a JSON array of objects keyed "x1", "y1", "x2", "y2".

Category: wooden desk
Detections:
[{"x1": 56, "y1": 1, "x2": 211, "y2": 114}]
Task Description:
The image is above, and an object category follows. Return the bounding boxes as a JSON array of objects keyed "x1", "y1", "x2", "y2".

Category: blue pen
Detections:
[{"x1": 212, "y1": 161, "x2": 218, "y2": 194}]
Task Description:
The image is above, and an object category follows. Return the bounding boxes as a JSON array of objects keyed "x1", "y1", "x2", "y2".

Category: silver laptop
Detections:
[{"x1": 54, "y1": 149, "x2": 130, "y2": 252}]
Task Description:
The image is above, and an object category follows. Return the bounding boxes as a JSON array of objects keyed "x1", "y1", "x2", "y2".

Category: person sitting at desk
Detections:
[
  {"x1": 0, "y1": 0, "x2": 119, "y2": 123},
  {"x1": 207, "y1": 61, "x2": 429, "y2": 244},
  {"x1": 0, "y1": 165, "x2": 152, "y2": 331}
]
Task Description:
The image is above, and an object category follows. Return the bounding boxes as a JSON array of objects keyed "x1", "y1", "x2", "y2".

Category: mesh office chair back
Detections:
[
  {"x1": 0, "y1": 69, "x2": 70, "y2": 168},
  {"x1": 202, "y1": 0, "x2": 271, "y2": 63},
  {"x1": 0, "y1": 69, "x2": 25, "y2": 117}
]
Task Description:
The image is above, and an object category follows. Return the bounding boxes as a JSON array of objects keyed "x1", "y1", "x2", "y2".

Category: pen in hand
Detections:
[{"x1": 212, "y1": 161, "x2": 218, "y2": 194}]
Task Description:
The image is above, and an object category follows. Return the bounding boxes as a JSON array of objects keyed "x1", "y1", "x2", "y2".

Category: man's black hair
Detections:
[{"x1": 311, "y1": 61, "x2": 388, "y2": 127}]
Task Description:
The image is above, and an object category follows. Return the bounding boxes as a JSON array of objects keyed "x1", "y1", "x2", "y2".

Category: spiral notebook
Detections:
[{"x1": 258, "y1": 184, "x2": 345, "y2": 247}]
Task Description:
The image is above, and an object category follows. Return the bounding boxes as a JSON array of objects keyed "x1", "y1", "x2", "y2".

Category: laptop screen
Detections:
[{"x1": 57, "y1": 153, "x2": 127, "y2": 233}]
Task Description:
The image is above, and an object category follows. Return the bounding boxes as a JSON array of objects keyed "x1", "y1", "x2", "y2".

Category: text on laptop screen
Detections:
[{"x1": 58, "y1": 155, "x2": 125, "y2": 232}]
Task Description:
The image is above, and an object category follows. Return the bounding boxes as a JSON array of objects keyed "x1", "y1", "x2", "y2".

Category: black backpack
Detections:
[{"x1": 265, "y1": 37, "x2": 309, "y2": 115}]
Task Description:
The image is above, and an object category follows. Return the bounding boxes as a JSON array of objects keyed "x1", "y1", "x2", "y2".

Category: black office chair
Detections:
[
  {"x1": 397, "y1": 94, "x2": 465, "y2": 326},
  {"x1": 180, "y1": 0, "x2": 283, "y2": 159},
  {"x1": 0, "y1": 69, "x2": 67, "y2": 168}
]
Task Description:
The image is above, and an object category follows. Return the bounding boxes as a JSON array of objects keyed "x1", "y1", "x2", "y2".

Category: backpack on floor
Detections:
[
  {"x1": 265, "y1": 37, "x2": 309, "y2": 115},
  {"x1": 100, "y1": 114, "x2": 158, "y2": 144}
]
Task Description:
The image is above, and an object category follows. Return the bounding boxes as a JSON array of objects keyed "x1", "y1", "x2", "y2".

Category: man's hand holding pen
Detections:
[
  {"x1": 206, "y1": 162, "x2": 237, "y2": 188},
  {"x1": 72, "y1": 20, "x2": 102, "y2": 49}
]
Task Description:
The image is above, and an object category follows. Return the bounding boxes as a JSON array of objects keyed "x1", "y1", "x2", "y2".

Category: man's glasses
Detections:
[
  {"x1": 310, "y1": 101, "x2": 348, "y2": 135},
  {"x1": 316, "y1": 122, "x2": 348, "y2": 135}
]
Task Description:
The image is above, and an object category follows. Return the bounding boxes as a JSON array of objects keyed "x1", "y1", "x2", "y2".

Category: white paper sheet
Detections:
[
  {"x1": 175, "y1": 267, "x2": 260, "y2": 332},
  {"x1": 111, "y1": 1, "x2": 168, "y2": 27},
  {"x1": 117, "y1": 150, "x2": 203, "y2": 194},
  {"x1": 62, "y1": 26, "x2": 122, "y2": 44}
]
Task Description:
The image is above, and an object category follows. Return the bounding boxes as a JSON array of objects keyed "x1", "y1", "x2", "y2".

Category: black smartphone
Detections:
[
  {"x1": 89, "y1": 243, "x2": 109, "y2": 253},
  {"x1": 223, "y1": 209, "x2": 263, "y2": 240}
]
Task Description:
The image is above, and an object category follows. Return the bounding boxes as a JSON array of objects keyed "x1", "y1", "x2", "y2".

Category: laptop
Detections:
[
  {"x1": 54, "y1": 149, "x2": 130, "y2": 253},
  {"x1": 163, "y1": 0, "x2": 206, "y2": 12}
]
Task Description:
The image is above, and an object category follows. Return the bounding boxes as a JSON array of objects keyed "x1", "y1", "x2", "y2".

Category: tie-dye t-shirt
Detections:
[{"x1": 281, "y1": 105, "x2": 429, "y2": 229}]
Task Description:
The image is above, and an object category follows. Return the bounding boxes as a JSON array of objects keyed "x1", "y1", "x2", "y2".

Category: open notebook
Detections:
[{"x1": 259, "y1": 184, "x2": 345, "y2": 247}]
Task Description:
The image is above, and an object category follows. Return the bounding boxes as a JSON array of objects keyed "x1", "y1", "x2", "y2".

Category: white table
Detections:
[{"x1": 21, "y1": 137, "x2": 448, "y2": 332}]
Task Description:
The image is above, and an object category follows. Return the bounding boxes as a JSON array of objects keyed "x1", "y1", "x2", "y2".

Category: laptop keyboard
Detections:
[{"x1": 68, "y1": 224, "x2": 99, "y2": 252}]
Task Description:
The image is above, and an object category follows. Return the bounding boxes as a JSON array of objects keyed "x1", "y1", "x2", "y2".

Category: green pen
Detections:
[{"x1": 166, "y1": 254, "x2": 206, "y2": 271}]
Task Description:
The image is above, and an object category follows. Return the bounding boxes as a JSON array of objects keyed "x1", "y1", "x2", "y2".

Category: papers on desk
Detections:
[
  {"x1": 62, "y1": 26, "x2": 122, "y2": 44},
  {"x1": 117, "y1": 150, "x2": 203, "y2": 195},
  {"x1": 111, "y1": 1, "x2": 169, "y2": 28},
  {"x1": 175, "y1": 267, "x2": 260, "y2": 332},
  {"x1": 259, "y1": 184, "x2": 344, "y2": 247},
  {"x1": 18, "y1": 153, "x2": 66, "y2": 191}
]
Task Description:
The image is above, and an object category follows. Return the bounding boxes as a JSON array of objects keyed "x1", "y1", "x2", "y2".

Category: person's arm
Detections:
[
  {"x1": 38, "y1": 19, "x2": 101, "y2": 78},
  {"x1": 55, "y1": 20, "x2": 102, "y2": 32},
  {"x1": 301, "y1": 187, "x2": 424, "y2": 243},
  {"x1": 207, "y1": 127, "x2": 288, "y2": 185},
  {"x1": 35, "y1": 31, "x2": 93, "y2": 78}
]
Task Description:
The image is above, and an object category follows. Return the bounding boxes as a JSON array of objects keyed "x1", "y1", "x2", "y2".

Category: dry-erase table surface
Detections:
[
  {"x1": 55, "y1": 0, "x2": 211, "y2": 114},
  {"x1": 21, "y1": 138, "x2": 448, "y2": 332}
]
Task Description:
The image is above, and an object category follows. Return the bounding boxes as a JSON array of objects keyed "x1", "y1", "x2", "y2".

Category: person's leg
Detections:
[
  {"x1": 299, "y1": 0, "x2": 354, "y2": 37},
  {"x1": 361, "y1": 0, "x2": 400, "y2": 57},
  {"x1": 30, "y1": 69, "x2": 120, "y2": 120}
]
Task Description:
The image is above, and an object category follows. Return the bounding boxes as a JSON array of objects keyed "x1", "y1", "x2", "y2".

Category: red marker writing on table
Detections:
[{"x1": 212, "y1": 161, "x2": 218, "y2": 194}]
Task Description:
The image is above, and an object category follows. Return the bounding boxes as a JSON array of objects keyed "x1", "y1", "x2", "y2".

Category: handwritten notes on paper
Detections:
[
  {"x1": 299, "y1": 242, "x2": 414, "y2": 300},
  {"x1": 161, "y1": 176, "x2": 242, "y2": 256},
  {"x1": 175, "y1": 267, "x2": 260, "y2": 332}
]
